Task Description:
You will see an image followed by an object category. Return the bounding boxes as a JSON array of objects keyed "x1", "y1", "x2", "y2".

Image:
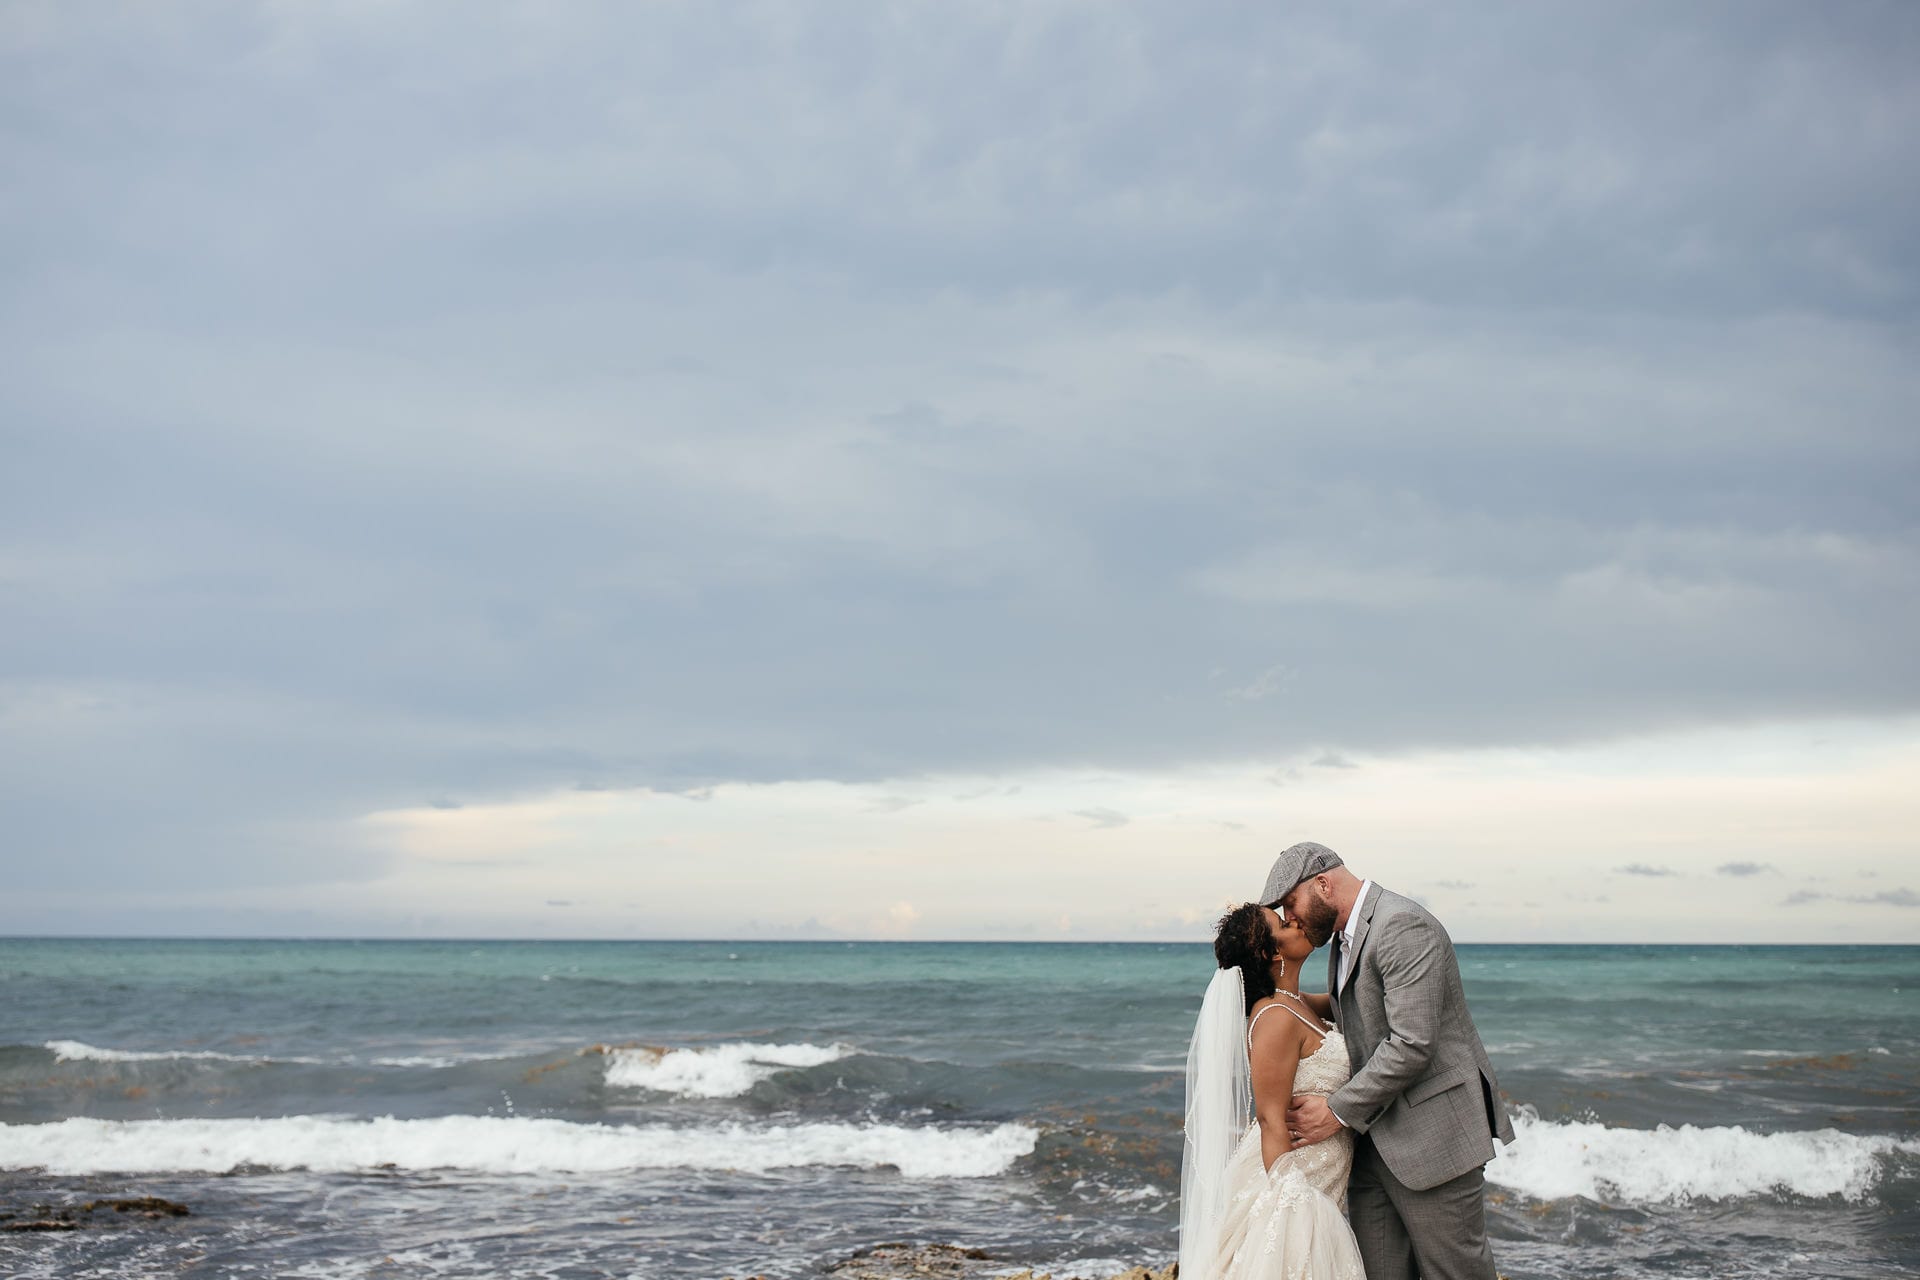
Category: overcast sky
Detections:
[{"x1": 4, "y1": 2, "x2": 1916, "y2": 942}]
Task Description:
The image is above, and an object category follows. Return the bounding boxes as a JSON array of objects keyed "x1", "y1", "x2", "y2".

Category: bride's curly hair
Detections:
[{"x1": 1213, "y1": 903, "x2": 1278, "y2": 1014}]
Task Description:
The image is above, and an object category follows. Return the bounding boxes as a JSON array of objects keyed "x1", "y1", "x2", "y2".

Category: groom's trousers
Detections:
[{"x1": 1349, "y1": 1134, "x2": 1498, "y2": 1280}]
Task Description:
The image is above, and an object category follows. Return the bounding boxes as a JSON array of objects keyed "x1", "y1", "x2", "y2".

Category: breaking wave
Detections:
[
  {"x1": 602, "y1": 1041, "x2": 852, "y2": 1097},
  {"x1": 0, "y1": 1115, "x2": 1037, "y2": 1179},
  {"x1": 1493, "y1": 1112, "x2": 1920, "y2": 1204},
  {"x1": 43, "y1": 1039, "x2": 305, "y2": 1064}
]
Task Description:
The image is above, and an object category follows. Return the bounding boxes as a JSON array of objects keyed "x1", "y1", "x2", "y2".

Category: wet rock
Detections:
[
  {"x1": 819, "y1": 1243, "x2": 1174, "y2": 1280},
  {"x1": 0, "y1": 1195, "x2": 191, "y2": 1231},
  {"x1": 824, "y1": 1242, "x2": 995, "y2": 1279},
  {"x1": 85, "y1": 1196, "x2": 191, "y2": 1218},
  {"x1": 996, "y1": 1267, "x2": 1177, "y2": 1280}
]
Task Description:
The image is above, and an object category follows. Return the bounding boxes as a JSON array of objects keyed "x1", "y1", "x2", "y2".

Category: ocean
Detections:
[{"x1": 1, "y1": 939, "x2": 1915, "y2": 1279}]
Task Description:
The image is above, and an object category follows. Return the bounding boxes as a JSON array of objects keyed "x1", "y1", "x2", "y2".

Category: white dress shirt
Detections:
[
  {"x1": 1326, "y1": 879, "x2": 1373, "y2": 1132},
  {"x1": 1337, "y1": 879, "x2": 1374, "y2": 995}
]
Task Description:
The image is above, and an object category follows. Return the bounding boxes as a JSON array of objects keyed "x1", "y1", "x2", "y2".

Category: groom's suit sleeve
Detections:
[{"x1": 1326, "y1": 913, "x2": 1445, "y2": 1134}]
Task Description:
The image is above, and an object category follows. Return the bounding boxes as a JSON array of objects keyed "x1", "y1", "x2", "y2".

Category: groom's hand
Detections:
[{"x1": 1286, "y1": 1095, "x2": 1342, "y2": 1145}]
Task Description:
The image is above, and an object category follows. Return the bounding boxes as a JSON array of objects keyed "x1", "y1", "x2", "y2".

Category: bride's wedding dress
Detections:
[{"x1": 1202, "y1": 1002, "x2": 1366, "y2": 1280}]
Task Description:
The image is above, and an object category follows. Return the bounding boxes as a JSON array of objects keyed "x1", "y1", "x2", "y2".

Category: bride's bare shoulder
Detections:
[{"x1": 1247, "y1": 996, "x2": 1311, "y2": 1040}]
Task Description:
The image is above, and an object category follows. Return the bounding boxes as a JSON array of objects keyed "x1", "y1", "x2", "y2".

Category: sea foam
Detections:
[
  {"x1": 44, "y1": 1040, "x2": 282, "y2": 1064},
  {"x1": 603, "y1": 1041, "x2": 850, "y2": 1097},
  {"x1": 1493, "y1": 1113, "x2": 1920, "y2": 1204},
  {"x1": 0, "y1": 1115, "x2": 1036, "y2": 1179}
]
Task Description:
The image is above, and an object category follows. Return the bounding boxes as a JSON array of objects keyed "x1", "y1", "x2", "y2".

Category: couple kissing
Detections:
[{"x1": 1179, "y1": 842, "x2": 1516, "y2": 1280}]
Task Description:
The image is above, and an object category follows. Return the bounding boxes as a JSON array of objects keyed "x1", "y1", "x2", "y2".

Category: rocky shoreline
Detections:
[
  {"x1": 776, "y1": 1242, "x2": 1175, "y2": 1280},
  {"x1": 0, "y1": 1202, "x2": 1174, "y2": 1280}
]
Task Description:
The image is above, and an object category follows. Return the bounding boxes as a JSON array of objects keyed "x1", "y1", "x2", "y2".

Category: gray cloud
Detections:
[
  {"x1": 1617, "y1": 864, "x2": 1680, "y2": 878},
  {"x1": 1074, "y1": 808, "x2": 1130, "y2": 830},
  {"x1": 2, "y1": 4, "x2": 1918, "y2": 898},
  {"x1": 15, "y1": 3, "x2": 1904, "y2": 319},
  {"x1": 1782, "y1": 887, "x2": 1919, "y2": 908},
  {"x1": 1228, "y1": 666, "x2": 1295, "y2": 703},
  {"x1": 1716, "y1": 862, "x2": 1776, "y2": 877},
  {"x1": 865, "y1": 795, "x2": 924, "y2": 815}
]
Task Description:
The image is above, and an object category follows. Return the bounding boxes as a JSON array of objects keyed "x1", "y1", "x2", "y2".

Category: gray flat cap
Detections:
[{"x1": 1261, "y1": 841, "x2": 1345, "y2": 905}]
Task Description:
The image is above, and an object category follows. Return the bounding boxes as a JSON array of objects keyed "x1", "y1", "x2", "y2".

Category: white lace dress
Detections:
[{"x1": 1203, "y1": 1003, "x2": 1366, "y2": 1280}]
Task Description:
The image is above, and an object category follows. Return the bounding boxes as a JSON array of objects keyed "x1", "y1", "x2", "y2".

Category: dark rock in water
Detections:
[
  {"x1": 817, "y1": 1242, "x2": 1175, "y2": 1280},
  {"x1": 84, "y1": 1196, "x2": 191, "y2": 1218},
  {"x1": 0, "y1": 1195, "x2": 191, "y2": 1232},
  {"x1": 821, "y1": 1243, "x2": 996, "y2": 1279}
]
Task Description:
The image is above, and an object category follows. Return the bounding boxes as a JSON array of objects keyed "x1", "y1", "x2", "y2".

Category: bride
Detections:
[{"x1": 1180, "y1": 903, "x2": 1366, "y2": 1280}]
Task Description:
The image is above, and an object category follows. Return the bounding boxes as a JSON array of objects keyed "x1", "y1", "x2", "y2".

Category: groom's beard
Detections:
[{"x1": 1298, "y1": 894, "x2": 1338, "y2": 948}]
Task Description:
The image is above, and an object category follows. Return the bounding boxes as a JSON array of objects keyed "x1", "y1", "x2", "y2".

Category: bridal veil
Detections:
[{"x1": 1180, "y1": 965, "x2": 1251, "y2": 1280}]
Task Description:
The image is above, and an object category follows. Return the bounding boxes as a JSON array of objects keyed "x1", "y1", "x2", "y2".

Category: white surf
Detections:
[
  {"x1": 1494, "y1": 1112, "x2": 1920, "y2": 1204},
  {"x1": 0, "y1": 1114, "x2": 1037, "y2": 1179},
  {"x1": 602, "y1": 1040, "x2": 852, "y2": 1097}
]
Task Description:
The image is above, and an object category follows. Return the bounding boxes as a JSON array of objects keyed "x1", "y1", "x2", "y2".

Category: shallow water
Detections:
[{"x1": 2, "y1": 939, "x2": 1915, "y2": 1278}]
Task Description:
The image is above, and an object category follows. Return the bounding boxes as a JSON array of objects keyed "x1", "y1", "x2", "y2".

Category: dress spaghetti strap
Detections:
[{"x1": 1247, "y1": 998, "x2": 1329, "y2": 1052}]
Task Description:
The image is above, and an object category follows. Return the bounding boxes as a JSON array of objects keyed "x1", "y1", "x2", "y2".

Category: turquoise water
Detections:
[{"x1": 2, "y1": 940, "x2": 1916, "y2": 1277}]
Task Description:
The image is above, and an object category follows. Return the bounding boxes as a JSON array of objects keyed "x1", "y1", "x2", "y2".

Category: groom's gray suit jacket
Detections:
[{"x1": 1327, "y1": 886, "x2": 1516, "y2": 1191}]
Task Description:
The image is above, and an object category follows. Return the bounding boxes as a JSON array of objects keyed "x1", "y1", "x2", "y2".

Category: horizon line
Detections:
[{"x1": 1, "y1": 934, "x2": 1913, "y2": 947}]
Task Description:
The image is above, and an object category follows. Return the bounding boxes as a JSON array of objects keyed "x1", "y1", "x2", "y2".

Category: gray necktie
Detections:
[{"x1": 1330, "y1": 931, "x2": 1343, "y2": 1000}]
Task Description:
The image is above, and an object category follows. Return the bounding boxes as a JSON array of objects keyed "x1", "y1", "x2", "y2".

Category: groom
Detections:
[{"x1": 1264, "y1": 842, "x2": 1514, "y2": 1280}]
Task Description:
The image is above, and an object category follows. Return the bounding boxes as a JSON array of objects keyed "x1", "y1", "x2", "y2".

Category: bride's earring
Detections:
[{"x1": 1278, "y1": 958, "x2": 1286, "y2": 981}]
